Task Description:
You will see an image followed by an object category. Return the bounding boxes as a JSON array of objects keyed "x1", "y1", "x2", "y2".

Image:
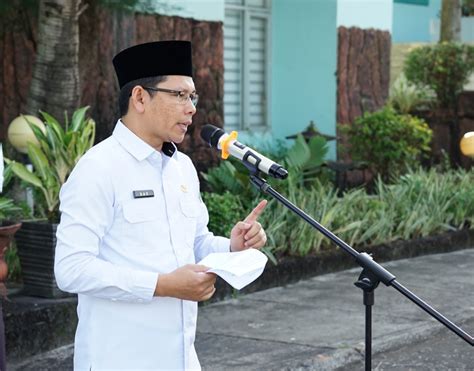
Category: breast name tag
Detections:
[{"x1": 133, "y1": 190, "x2": 155, "y2": 199}]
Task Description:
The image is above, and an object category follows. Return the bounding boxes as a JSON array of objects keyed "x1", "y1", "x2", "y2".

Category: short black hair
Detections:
[{"x1": 118, "y1": 75, "x2": 168, "y2": 116}]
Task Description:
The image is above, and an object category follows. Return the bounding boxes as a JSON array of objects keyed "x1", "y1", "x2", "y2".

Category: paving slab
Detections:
[
  {"x1": 337, "y1": 318, "x2": 474, "y2": 371},
  {"x1": 196, "y1": 249, "x2": 474, "y2": 370}
]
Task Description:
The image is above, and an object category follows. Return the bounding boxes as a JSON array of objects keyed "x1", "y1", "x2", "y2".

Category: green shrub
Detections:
[
  {"x1": 0, "y1": 198, "x2": 24, "y2": 282},
  {"x1": 5, "y1": 241, "x2": 21, "y2": 282},
  {"x1": 0, "y1": 197, "x2": 23, "y2": 221},
  {"x1": 259, "y1": 167, "x2": 474, "y2": 257},
  {"x1": 341, "y1": 107, "x2": 432, "y2": 181},
  {"x1": 201, "y1": 165, "x2": 473, "y2": 259},
  {"x1": 389, "y1": 74, "x2": 435, "y2": 114},
  {"x1": 463, "y1": 0, "x2": 474, "y2": 15},
  {"x1": 202, "y1": 191, "x2": 244, "y2": 237},
  {"x1": 283, "y1": 134, "x2": 331, "y2": 186},
  {"x1": 404, "y1": 42, "x2": 474, "y2": 109}
]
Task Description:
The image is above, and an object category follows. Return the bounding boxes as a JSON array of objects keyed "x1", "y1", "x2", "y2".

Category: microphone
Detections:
[{"x1": 200, "y1": 124, "x2": 288, "y2": 179}]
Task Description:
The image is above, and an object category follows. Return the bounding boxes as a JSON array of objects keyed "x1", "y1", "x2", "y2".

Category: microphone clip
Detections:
[{"x1": 242, "y1": 151, "x2": 263, "y2": 178}]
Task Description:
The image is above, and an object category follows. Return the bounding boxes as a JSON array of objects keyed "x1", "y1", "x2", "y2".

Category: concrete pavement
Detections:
[
  {"x1": 338, "y1": 318, "x2": 474, "y2": 370},
  {"x1": 195, "y1": 248, "x2": 474, "y2": 370},
  {"x1": 9, "y1": 248, "x2": 474, "y2": 370}
]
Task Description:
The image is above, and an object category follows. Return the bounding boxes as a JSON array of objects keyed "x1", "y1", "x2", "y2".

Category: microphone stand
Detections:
[{"x1": 246, "y1": 170, "x2": 473, "y2": 371}]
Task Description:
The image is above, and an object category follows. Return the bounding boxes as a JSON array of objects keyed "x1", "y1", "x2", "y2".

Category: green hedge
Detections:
[
  {"x1": 202, "y1": 191, "x2": 244, "y2": 238},
  {"x1": 205, "y1": 168, "x2": 474, "y2": 259},
  {"x1": 404, "y1": 42, "x2": 474, "y2": 109},
  {"x1": 340, "y1": 107, "x2": 432, "y2": 182}
]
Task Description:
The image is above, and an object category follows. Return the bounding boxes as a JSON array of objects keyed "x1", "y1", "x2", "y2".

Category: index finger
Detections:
[{"x1": 243, "y1": 199, "x2": 268, "y2": 223}]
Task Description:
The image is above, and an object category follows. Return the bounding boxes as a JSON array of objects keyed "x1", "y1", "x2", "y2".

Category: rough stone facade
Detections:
[
  {"x1": 337, "y1": 26, "x2": 391, "y2": 127},
  {"x1": 0, "y1": 4, "x2": 223, "y2": 172},
  {"x1": 336, "y1": 26, "x2": 391, "y2": 186},
  {"x1": 0, "y1": 7, "x2": 37, "y2": 144}
]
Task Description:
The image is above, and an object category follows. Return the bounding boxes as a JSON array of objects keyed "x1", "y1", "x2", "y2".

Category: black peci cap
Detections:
[{"x1": 112, "y1": 40, "x2": 193, "y2": 89}]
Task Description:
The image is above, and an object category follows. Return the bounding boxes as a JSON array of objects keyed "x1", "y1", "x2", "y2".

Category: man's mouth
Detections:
[{"x1": 178, "y1": 122, "x2": 191, "y2": 132}]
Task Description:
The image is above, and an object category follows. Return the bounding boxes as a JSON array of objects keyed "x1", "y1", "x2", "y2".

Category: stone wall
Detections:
[
  {"x1": 336, "y1": 26, "x2": 391, "y2": 185},
  {"x1": 0, "y1": 4, "x2": 223, "y2": 172},
  {"x1": 337, "y1": 26, "x2": 391, "y2": 127},
  {"x1": 0, "y1": 7, "x2": 37, "y2": 143}
]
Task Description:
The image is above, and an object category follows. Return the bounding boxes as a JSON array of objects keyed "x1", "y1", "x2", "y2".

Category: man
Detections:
[{"x1": 54, "y1": 40, "x2": 267, "y2": 370}]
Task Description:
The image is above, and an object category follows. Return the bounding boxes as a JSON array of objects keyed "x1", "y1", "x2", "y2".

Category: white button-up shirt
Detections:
[{"x1": 55, "y1": 120, "x2": 230, "y2": 370}]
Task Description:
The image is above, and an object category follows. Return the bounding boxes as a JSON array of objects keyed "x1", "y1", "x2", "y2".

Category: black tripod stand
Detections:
[{"x1": 247, "y1": 173, "x2": 474, "y2": 370}]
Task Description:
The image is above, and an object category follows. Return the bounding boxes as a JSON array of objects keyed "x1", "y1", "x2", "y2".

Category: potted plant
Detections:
[
  {"x1": 0, "y1": 192, "x2": 25, "y2": 370},
  {"x1": 0, "y1": 197, "x2": 24, "y2": 290},
  {"x1": 5, "y1": 106, "x2": 95, "y2": 298}
]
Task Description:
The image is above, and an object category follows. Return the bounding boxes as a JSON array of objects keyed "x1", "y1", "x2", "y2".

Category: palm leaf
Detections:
[
  {"x1": 306, "y1": 136, "x2": 329, "y2": 168},
  {"x1": 285, "y1": 134, "x2": 310, "y2": 169},
  {"x1": 2, "y1": 160, "x2": 14, "y2": 189},
  {"x1": 44, "y1": 124, "x2": 61, "y2": 154},
  {"x1": 26, "y1": 143, "x2": 52, "y2": 183},
  {"x1": 40, "y1": 110, "x2": 65, "y2": 142},
  {"x1": 24, "y1": 116, "x2": 47, "y2": 143},
  {"x1": 70, "y1": 106, "x2": 90, "y2": 132},
  {"x1": 10, "y1": 161, "x2": 43, "y2": 189}
]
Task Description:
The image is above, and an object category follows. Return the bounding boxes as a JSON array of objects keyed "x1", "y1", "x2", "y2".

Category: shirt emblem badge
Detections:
[{"x1": 180, "y1": 185, "x2": 188, "y2": 193}]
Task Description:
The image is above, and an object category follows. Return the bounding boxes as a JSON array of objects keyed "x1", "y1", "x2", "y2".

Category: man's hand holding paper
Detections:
[
  {"x1": 198, "y1": 200, "x2": 269, "y2": 290},
  {"x1": 198, "y1": 249, "x2": 268, "y2": 290}
]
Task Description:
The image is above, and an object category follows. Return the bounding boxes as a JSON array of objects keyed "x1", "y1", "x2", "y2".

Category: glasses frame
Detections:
[{"x1": 142, "y1": 86, "x2": 199, "y2": 106}]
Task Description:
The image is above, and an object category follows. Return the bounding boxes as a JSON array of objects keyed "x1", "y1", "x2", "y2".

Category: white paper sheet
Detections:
[{"x1": 198, "y1": 249, "x2": 268, "y2": 290}]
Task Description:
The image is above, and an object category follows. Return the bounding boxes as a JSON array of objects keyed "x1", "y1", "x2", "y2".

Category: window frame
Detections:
[{"x1": 224, "y1": 0, "x2": 272, "y2": 132}]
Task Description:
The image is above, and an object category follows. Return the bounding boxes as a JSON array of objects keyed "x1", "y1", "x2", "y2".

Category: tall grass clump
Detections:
[{"x1": 258, "y1": 167, "x2": 474, "y2": 257}]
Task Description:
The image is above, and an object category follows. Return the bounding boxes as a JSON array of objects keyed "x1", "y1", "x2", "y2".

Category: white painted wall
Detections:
[{"x1": 337, "y1": 0, "x2": 393, "y2": 31}]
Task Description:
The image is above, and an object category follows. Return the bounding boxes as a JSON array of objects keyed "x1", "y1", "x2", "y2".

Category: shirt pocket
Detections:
[
  {"x1": 179, "y1": 195, "x2": 200, "y2": 247},
  {"x1": 123, "y1": 200, "x2": 160, "y2": 223},
  {"x1": 119, "y1": 198, "x2": 163, "y2": 251}
]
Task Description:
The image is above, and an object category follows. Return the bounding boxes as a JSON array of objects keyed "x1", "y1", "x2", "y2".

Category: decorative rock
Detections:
[{"x1": 7, "y1": 115, "x2": 44, "y2": 154}]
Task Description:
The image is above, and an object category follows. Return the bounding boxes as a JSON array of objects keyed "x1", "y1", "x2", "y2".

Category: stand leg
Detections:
[
  {"x1": 355, "y1": 271, "x2": 378, "y2": 371},
  {"x1": 364, "y1": 290, "x2": 374, "y2": 371}
]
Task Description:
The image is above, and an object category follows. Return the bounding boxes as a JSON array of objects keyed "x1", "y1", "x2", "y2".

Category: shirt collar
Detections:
[{"x1": 113, "y1": 120, "x2": 177, "y2": 161}]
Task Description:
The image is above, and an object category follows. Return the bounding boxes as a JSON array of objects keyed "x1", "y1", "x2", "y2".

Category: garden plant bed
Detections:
[{"x1": 211, "y1": 228, "x2": 474, "y2": 301}]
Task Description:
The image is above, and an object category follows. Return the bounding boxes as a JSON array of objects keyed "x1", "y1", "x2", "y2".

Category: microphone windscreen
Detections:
[{"x1": 201, "y1": 124, "x2": 224, "y2": 147}]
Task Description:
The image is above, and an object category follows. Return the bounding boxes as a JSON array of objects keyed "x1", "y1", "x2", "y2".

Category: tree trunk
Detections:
[
  {"x1": 440, "y1": 0, "x2": 462, "y2": 42},
  {"x1": 26, "y1": 0, "x2": 84, "y2": 121}
]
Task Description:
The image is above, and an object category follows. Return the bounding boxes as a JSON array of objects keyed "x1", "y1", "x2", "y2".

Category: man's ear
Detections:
[{"x1": 130, "y1": 86, "x2": 147, "y2": 114}]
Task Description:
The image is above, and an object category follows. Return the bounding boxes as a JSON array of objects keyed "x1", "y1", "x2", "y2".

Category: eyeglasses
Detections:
[{"x1": 142, "y1": 86, "x2": 199, "y2": 106}]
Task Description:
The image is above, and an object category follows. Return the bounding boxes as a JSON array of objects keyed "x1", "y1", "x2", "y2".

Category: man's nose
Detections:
[{"x1": 186, "y1": 99, "x2": 197, "y2": 115}]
